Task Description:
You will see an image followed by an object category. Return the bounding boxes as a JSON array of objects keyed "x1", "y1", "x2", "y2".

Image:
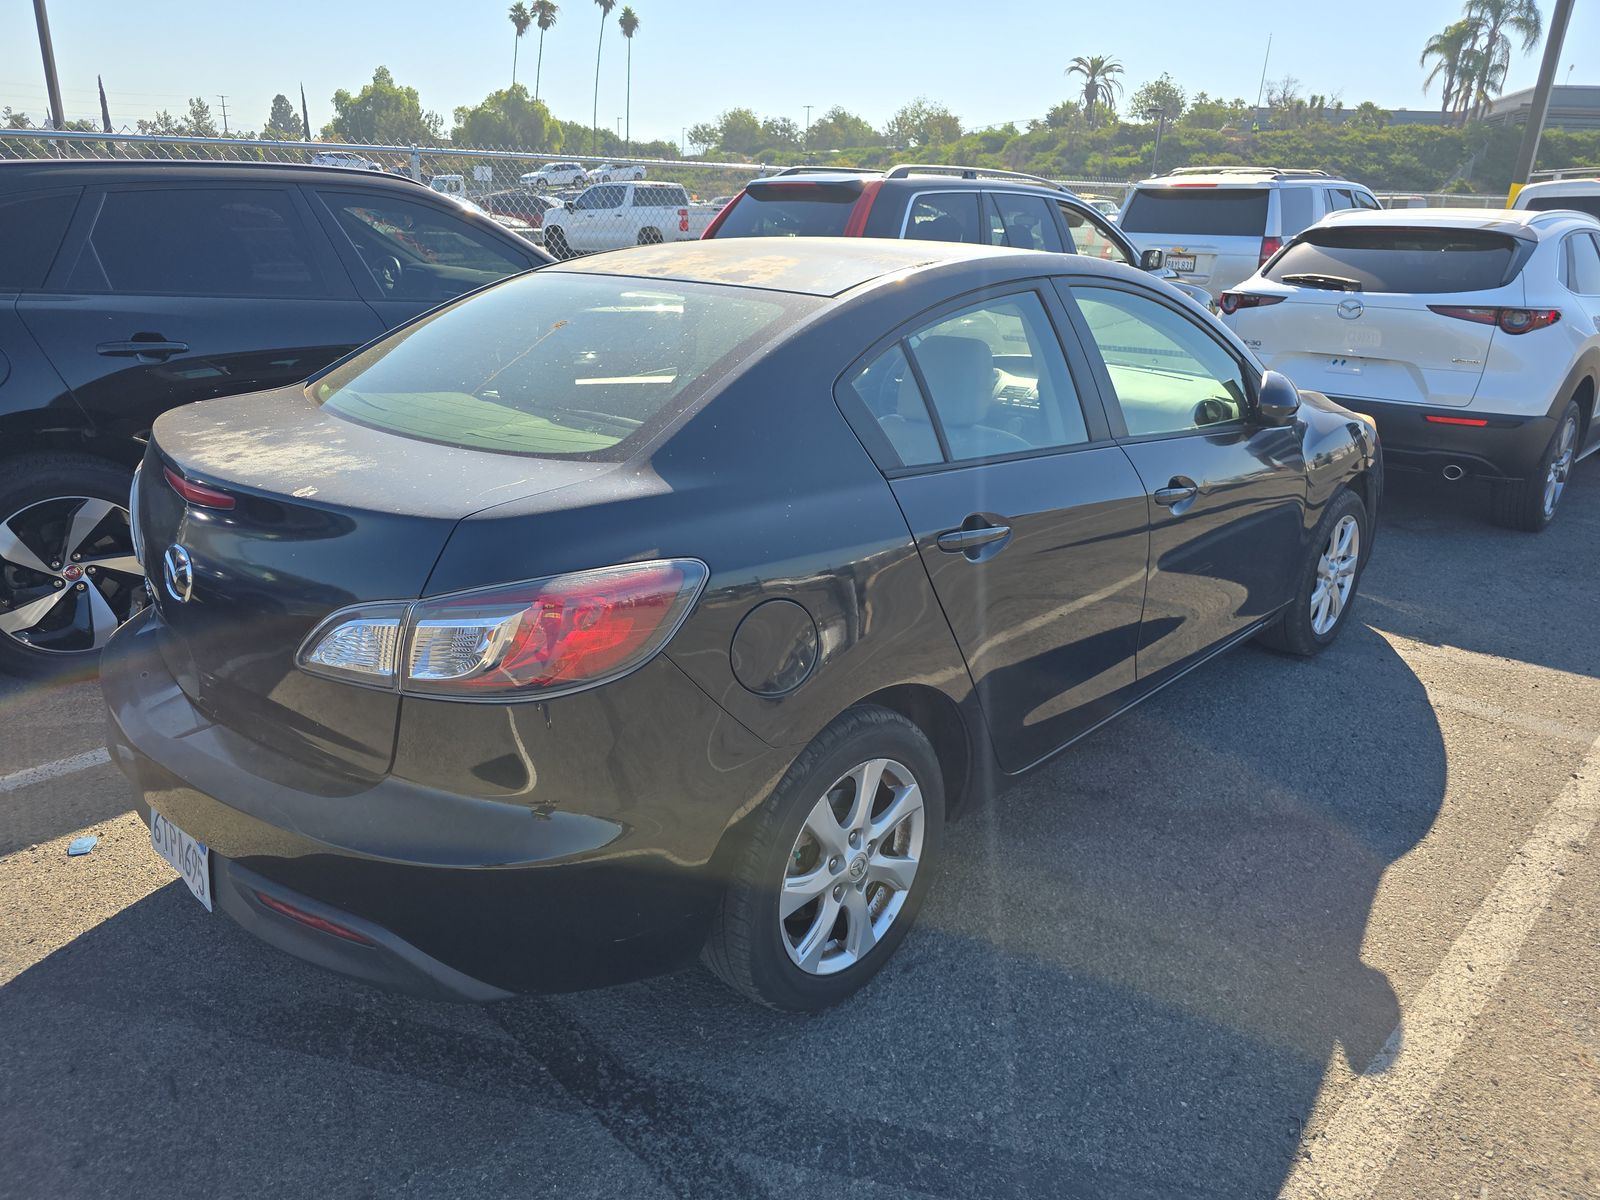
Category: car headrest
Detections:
[{"x1": 913, "y1": 335, "x2": 994, "y2": 427}]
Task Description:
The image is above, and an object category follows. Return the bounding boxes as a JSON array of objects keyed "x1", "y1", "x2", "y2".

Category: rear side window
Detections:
[
  {"x1": 69, "y1": 188, "x2": 324, "y2": 297},
  {"x1": 634, "y1": 185, "x2": 687, "y2": 207},
  {"x1": 0, "y1": 190, "x2": 79, "y2": 289},
  {"x1": 1568, "y1": 233, "x2": 1600, "y2": 295},
  {"x1": 905, "y1": 193, "x2": 980, "y2": 244},
  {"x1": 712, "y1": 184, "x2": 858, "y2": 237},
  {"x1": 1522, "y1": 193, "x2": 1600, "y2": 221},
  {"x1": 312, "y1": 272, "x2": 807, "y2": 459},
  {"x1": 1278, "y1": 188, "x2": 1315, "y2": 235},
  {"x1": 1264, "y1": 227, "x2": 1524, "y2": 294},
  {"x1": 1120, "y1": 188, "x2": 1269, "y2": 237}
]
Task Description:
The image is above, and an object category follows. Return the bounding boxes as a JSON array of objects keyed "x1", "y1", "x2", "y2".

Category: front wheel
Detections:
[
  {"x1": 703, "y1": 706, "x2": 945, "y2": 1011},
  {"x1": 1490, "y1": 400, "x2": 1580, "y2": 533},
  {"x1": 543, "y1": 227, "x2": 572, "y2": 259},
  {"x1": 637, "y1": 226, "x2": 663, "y2": 245},
  {"x1": 1257, "y1": 487, "x2": 1368, "y2": 657}
]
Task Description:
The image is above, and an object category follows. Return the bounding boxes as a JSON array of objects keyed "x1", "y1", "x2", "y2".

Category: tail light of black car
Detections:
[
  {"x1": 296, "y1": 559, "x2": 708, "y2": 701},
  {"x1": 1428, "y1": 305, "x2": 1562, "y2": 335},
  {"x1": 1218, "y1": 292, "x2": 1286, "y2": 315}
]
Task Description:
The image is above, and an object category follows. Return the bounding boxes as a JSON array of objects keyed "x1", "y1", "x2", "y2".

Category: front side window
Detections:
[
  {"x1": 1058, "y1": 202, "x2": 1133, "y2": 265},
  {"x1": 1071, "y1": 286, "x2": 1250, "y2": 437},
  {"x1": 312, "y1": 272, "x2": 806, "y2": 459},
  {"x1": 70, "y1": 187, "x2": 324, "y2": 297},
  {"x1": 585, "y1": 185, "x2": 627, "y2": 209},
  {"x1": 904, "y1": 193, "x2": 981, "y2": 244},
  {"x1": 320, "y1": 191, "x2": 530, "y2": 298},
  {"x1": 988, "y1": 193, "x2": 1065, "y2": 252}
]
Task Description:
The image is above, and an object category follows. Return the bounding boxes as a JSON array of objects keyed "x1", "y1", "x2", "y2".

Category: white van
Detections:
[
  {"x1": 429, "y1": 174, "x2": 466, "y2": 197},
  {"x1": 1118, "y1": 167, "x2": 1380, "y2": 299}
]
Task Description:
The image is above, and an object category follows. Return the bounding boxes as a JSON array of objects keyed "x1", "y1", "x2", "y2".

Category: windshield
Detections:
[
  {"x1": 1120, "y1": 187, "x2": 1270, "y2": 237},
  {"x1": 311, "y1": 271, "x2": 808, "y2": 458},
  {"x1": 1264, "y1": 226, "x2": 1524, "y2": 293}
]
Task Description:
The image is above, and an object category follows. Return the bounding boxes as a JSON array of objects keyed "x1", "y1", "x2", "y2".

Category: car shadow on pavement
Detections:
[{"x1": 1, "y1": 621, "x2": 1444, "y2": 1200}]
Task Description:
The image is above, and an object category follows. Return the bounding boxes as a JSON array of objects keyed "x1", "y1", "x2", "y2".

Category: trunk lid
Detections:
[{"x1": 139, "y1": 386, "x2": 604, "y2": 778}]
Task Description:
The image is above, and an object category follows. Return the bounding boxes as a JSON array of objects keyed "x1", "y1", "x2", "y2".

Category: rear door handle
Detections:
[
  {"x1": 936, "y1": 524, "x2": 1012, "y2": 553},
  {"x1": 1153, "y1": 477, "x2": 1199, "y2": 508},
  {"x1": 97, "y1": 340, "x2": 189, "y2": 360}
]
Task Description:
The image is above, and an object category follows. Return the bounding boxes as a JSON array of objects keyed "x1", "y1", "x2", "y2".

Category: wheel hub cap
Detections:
[
  {"x1": 0, "y1": 495, "x2": 146, "y2": 655},
  {"x1": 1309, "y1": 514, "x2": 1360, "y2": 637}
]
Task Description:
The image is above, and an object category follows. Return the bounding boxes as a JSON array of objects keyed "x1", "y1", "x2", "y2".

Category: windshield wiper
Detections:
[{"x1": 1279, "y1": 272, "x2": 1364, "y2": 292}]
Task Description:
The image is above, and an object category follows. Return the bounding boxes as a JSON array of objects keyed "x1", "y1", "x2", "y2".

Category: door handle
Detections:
[
  {"x1": 97, "y1": 340, "x2": 189, "y2": 360},
  {"x1": 936, "y1": 524, "x2": 1012, "y2": 553},
  {"x1": 1153, "y1": 477, "x2": 1199, "y2": 508}
]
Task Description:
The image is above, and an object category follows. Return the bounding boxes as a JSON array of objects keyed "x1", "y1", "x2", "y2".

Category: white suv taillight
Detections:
[{"x1": 295, "y1": 559, "x2": 708, "y2": 700}]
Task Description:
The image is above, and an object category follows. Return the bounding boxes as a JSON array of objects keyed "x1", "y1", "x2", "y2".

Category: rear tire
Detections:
[
  {"x1": 0, "y1": 454, "x2": 145, "y2": 679},
  {"x1": 1489, "y1": 400, "x2": 1580, "y2": 533},
  {"x1": 544, "y1": 227, "x2": 572, "y2": 259},
  {"x1": 637, "y1": 227, "x2": 663, "y2": 245},
  {"x1": 1257, "y1": 487, "x2": 1368, "y2": 657},
  {"x1": 703, "y1": 706, "x2": 945, "y2": 1012}
]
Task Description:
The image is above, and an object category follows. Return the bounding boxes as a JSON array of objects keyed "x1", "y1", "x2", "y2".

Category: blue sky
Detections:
[{"x1": 2, "y1": 1, "x2": 1595, "y2": 146}]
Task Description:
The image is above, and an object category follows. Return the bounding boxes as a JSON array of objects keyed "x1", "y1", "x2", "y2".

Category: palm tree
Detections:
[
  {"x1": 509, "y1": 2, "x2": 534, "y2": 89},
  {"x1": 1461, "y1": 0, "x2": 1542, "y2": 122},
  {"x1": 1065, "y1": 55, "x2": 1124, "y2": 128},
  {"x1": 592, "y1": 0, "x2": 616, "y2": 155},
  {"x1": 533, "y1": 1, "x2": 558, "y2": 104},
  {"x1": 618, "y1": 7, "x2": 639, "y2": 154},
  {"x1": 1420, "y1": 18, "x2": 1476, "y2": 118}
]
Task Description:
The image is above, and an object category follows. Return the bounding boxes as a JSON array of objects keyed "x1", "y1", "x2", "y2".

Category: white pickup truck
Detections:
[{"x1": 541, "y1": 181, "x2": 717, "y2": 257}]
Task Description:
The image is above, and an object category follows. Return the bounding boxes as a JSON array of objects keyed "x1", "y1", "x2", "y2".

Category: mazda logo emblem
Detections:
[
  {"x1": 163, "y1": 544, "x2": 194, "y2": 603},
  {"x1": 1337, "y1": 298, "x2": 1365, "y2": 320}
]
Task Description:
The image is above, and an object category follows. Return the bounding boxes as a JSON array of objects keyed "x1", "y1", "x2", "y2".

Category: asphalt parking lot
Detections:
[{"x1": 2, "y1": 470, "x2": 1597, "y2": 1200}]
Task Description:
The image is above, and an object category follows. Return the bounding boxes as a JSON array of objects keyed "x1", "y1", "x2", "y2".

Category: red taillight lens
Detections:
[
  {"x1": 1218, "y1": 292, "x2": 1287, "y2": 316},
  {"x1": 1258, "y1": 236, "x2": 1282, "y2": 267},
  {"x1": 842, "y1": 179, "x2": 883, "y2": 237},
  {"x1": 163, "y1": 465, "x2": 235, "y2": 510},
  {"x1": 678, "y1": 207, "x2": 690, "y2": 232},
  {"x1": 1428, "y1": 305, "x2": 1561, "y2": 334},
  {"x1": 254, "y1": 891, "x2": 374, "y2": 945},
  {"x1": 1424, "y1": 414, "x2": 1490, "y2": 426}
]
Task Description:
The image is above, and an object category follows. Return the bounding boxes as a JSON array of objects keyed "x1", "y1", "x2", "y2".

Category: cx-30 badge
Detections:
[
  {"x1": 1337, "y1": 298, "x2": 1365, "y2": 320},
  {"x1": 163, "y1": 544, "x2": 194, "y2": 602}
]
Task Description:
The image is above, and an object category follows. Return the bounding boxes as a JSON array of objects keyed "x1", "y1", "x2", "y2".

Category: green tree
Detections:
[
  {"x1": 451, "y1": 84, "x2": 559, "y2": 149},
  {"x1": 807, "y1": 106, "x2": 879, "y2": 150},
  {"x1": 533, "y1": 1, "x2": 559, "y2": 104},
  {"x1": 184, "y1": 97, "x2": 218, "y2": 137},
  {"x1": 760, "y1": 116, "x2": 801, "y2": 152},
  {"x1": 884, "y1": 98, "x2": 961, "y2": 149},
  {"x1": 263, "y1": 93, "x2": 302, "y2": 140},
  {"x1": 324, "y1": 67, "x2": 442, "y2": 145},
  {"x1": 1349, "y1": 101, "x2": 1389, "y2": 132},
  {"x1": 618, "y1": 6, "x2": 639, "y2": 152},
  {"x1": 1460, "y1": 0, "x2": 1541, "y2": 122},
  {"x1": 690, "y1": 107, "x2": 762, "y2": 156},
  {"x1": 1421, "y1": 18, "x2": 1477, "y2": 121},
  {"x1": 1065, "y1": 55, "x2": 1123, "y2": 128},
  {"x1": 1130, "y1": 74, "x2": 1185, "y2": 174},
  {"x1": 591, "y1": 0, "x2": 616, "y2": 155},
  {"x1": 1182, "y1": 93, "x2": 1248, "y2": 130},
  {"x1": 509, "y1": 2, "x2": 534, "y2": 88}
]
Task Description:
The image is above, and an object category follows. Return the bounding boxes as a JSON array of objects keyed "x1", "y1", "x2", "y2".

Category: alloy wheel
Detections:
[
  {"x1": 1309, "y1": 514, "x2": 1360, "y2": 637},
  {"x1": 0, "y1": 496, "x2": 146, "y2": 655},
  {"x1": 1543, "y1": 415, "x2": 1578, "y2": 519},
  {"x1": 780, "y1": 757, "x2": 925, "y2": 976}
]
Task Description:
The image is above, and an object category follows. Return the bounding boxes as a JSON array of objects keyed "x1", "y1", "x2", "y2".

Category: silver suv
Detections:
[{"x1": 1119, "y1": 167, "x2": 1381, "y2": 299}]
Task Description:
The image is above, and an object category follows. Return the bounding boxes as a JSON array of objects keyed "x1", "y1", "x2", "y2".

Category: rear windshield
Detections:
[
  {"x1": 1264, "y1": 227, "x2": 1524, "y2": 293},
  {"x1": 311, "y1": 271, "x2": 809, "y2": 458},
  {"x1": 712, "y1": 184, "x2": 859, "y2": 238},
  {"x1": 1120, "y1": 188, "x2": 1269, "y2": 237},
  {"x1": 1522, "y1": 193, "x2": 1600, "y2": 221}
]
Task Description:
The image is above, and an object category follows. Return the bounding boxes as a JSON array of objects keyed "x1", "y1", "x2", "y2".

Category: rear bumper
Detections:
[
  {"x1": 102, "y1": 609, "x2": 787, "y2": 1000},
  {"x1": 1326, "y1": 397, "x2": 1553, "y2": 482}
]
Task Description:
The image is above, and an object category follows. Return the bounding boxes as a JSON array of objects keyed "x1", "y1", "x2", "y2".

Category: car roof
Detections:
[
  {"x1": 1518, "y1": 177, "x2": 1600, "y2": 195},
  {"x1": 1319, "y1": 206, "x2": 1596, "y2": 234},
  {"x1": 548, "y1": 236, "x2": 1046, "y2": 297},
  {"x1": 0, "y1": 158, "x2": 426, "y2": 189},
  {"x1": 1133, "y1": 168, "x2": 1358, "y2": 189}
]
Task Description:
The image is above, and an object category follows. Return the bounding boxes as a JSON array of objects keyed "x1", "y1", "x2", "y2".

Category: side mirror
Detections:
[
  {"x1": 1139, "y1": 248, "x2": 1165, "y2": 272},
  {"x1": 1254, "y1": 370, "x2": 1302, "y2": 426}
]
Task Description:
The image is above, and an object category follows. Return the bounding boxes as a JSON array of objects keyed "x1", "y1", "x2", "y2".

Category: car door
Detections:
[
  {"x1": 839, "y1": 284, "x2": 1151, "y2": 772},
  {"x1": 308, "y1": 187, "x2": 539, "y2": 328},
  {"x1": 1564, "y1": 231, "x2": 1600, "y2": 456},
  {"x1": 17, "y1": 182, "x2": 383, "y2": 451},
  {"x1": 1057, "y1": 278, "x2": 1306, "y2": 680}
]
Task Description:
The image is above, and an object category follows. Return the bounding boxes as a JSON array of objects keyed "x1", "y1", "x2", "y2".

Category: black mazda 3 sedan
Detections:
[{"x1": 102, "y1": 238, "x2": 1381, "y2": 1011}]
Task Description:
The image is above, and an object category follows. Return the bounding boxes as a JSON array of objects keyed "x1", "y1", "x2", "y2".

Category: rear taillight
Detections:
[
  {"x1": 1218, "y1": 292, "x2": 1286, "y2": 315},
  {"x1": 1258, "y1": 236, "x2": 1282, "y2": 267},
  {"x1": 1428, "y1": 305, "x2": 1562, "y2": 334},
  {"x1": 678, "y1": 207, "x2": 690, "y2": 233},
  {"x1": 295, "y1": 559, "x2": 708, "y2": 701},
  {"x1": 254, "y1": 892, "x2": 374, "y2": 945},
  {"x1": 842, "y1": 179, "x2": 883, "y2": 237},
  {"x1": 1424, "y1": 414, "x2": 1490, "y2": 426},
  {"x1": 164, "y1": 465, "x2": 235, "y2": 510}
]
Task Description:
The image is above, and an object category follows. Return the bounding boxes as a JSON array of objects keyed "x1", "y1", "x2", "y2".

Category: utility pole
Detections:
[
  {"x1": 33, "y1": 0, "x2": 66, "y2": 131},
  {"x1": 1253, "y1": 33, "x2": 1273, "y2": 132},
  {"x1": 217, "y1": 95, "x2": 230, "y2": 136},
  {"x1": 804, "y1": 104, "x2": 813, "y2": 148},
  {"x1": 1508, "y1": 0, "x2": 1576, "y2": 201}
]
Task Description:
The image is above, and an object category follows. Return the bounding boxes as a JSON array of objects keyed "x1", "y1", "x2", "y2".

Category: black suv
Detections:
[
  {"x1": 0, "y1": 160, "x2": 551, "y2": 673},
  {"x1": 703, "y1": 164, "x2": 1208, "y2": 304}
]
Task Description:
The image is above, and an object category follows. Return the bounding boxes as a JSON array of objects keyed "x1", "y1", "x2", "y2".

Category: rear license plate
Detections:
[
  {"x1": 1167, "y1": 255, "x2": 1197, "y2": 273},
  {"x1": 150, "y1": 809, "x2": 213, "y2": 911}
]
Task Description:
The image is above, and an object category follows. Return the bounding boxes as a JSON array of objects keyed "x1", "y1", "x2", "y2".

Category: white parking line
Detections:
[
  {"x1": 1279, "y1": 729, "x2": 1600, "y2": 1200},
  {"x1": 0, "y1": 748, "x2": 111, "y2": 795}
]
